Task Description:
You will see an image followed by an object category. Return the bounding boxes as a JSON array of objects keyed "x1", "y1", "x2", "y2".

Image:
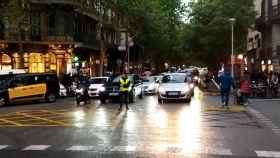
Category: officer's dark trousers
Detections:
[{"x1": 119, "y1": 91, "x2": 129, "y2": 109}]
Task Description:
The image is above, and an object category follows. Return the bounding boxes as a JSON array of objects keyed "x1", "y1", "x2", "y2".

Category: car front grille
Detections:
[
  {"x1": 107, "y1": 87, "x2": 119, "y2": 92},
  {"x1": 166, "y1": 91, "x2": 181, "y2": 98}
]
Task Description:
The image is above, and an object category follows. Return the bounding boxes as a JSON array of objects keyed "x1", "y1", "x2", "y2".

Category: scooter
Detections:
[{"x1": 75, "y1": 84, "x2": 90, "y2": 106}]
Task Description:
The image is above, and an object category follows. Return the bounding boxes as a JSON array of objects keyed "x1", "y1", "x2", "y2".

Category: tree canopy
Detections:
[
  {"x1": 183, "y1": 0, "x2": 256, "y2": 68},
  {"x1": 116, "y1": 0, "x2": 186, "y2": 70}
]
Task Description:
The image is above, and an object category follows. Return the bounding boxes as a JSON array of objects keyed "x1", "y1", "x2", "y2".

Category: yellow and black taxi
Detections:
[{"x1": 0, "y1": 73, "x2": 60, "y2": 106}]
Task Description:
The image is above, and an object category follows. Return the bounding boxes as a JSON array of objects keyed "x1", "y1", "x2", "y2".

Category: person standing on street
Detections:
[
  {"x1": 239, "y1": 75, "x2": 251, "y2": 106},
  {"x1": 271, "y1": 72, "x2": 279, "y2": 97},
  {"x1": 218, "y1": 68, "x2": 235, "y2": 109},
  {"x1": 119, "y1": 73, "x2": 130, "y2": 111}
]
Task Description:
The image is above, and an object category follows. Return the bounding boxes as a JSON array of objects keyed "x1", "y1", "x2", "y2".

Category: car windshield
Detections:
[
  {"x1": 90, "y1": 78, "x2": 107, "y2": 84},
  {"x1": 112, "y1": 75, "x2": 133, "y2": 83},
  {"x1": 162, "y1": 75, "x2": 186, "y2": 83}
]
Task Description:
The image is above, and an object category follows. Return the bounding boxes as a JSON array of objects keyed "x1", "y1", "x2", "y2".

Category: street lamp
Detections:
[{"x1": 229, "y1": 18, "x2": 236, "y2": 78}]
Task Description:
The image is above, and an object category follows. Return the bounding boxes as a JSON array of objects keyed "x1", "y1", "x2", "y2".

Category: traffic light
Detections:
[{"x1": 73, "y1": 56, "x2": 79, "y2": 62}]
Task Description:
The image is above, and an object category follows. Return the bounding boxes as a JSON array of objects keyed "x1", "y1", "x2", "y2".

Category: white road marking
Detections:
[
  {"x1": 248, "y1": 107, "x2": 280, "y2": 135},
  {"x1": 111, "y1": 145, "x2": 136, "y2": 152},
  {"x1": 66, "y1": 146, "x2": 95, "y2": 151},
  {"x1": 23, "y1": 145, "x2": 51, "y2": 151},
  {"x1": 256, "y1": 151, "x2": 280, "y2": 157},
  {"x1": 0, "y1": 145, "x2": 8, "y2": 150},
  {"x1": 201, "y1": 148, "x2": 233, "y2": 156}
]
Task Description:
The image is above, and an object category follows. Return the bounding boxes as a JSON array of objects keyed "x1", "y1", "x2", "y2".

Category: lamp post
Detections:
[{"x1": 229, "y1": 18, "x2": 236, "y2": 78}]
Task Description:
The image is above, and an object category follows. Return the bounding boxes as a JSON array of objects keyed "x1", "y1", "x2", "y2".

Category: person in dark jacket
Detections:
[{"x1": 218, "y1": 69, "x2": 235, "y2": 108}]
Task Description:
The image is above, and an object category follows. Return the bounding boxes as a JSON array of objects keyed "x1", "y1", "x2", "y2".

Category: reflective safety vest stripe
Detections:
[{"x1": 120, "y1": 78, "x2": 129, "y2": 92}]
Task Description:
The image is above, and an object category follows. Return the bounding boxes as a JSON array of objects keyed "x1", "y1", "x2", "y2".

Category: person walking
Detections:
[
  {"x1": 271, "y1": 72, "x2": 279, "y2": 97},
  {"x1": 218, "y1": 68, "x2": 235, "y2": 109},
  {"x1": 239, "y1": 75, "x2": 251, "y2": 106},
  {"x1": 119, "y1": 73, "x2": 130, "y2": 111}
]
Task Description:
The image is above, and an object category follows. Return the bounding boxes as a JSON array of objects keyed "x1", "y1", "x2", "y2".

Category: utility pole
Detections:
[{"x1": 229, "y1": 18, "x2": 236, "y2": 79}]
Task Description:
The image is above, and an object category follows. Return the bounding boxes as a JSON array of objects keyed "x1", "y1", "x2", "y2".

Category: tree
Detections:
[
  {"x1": 116, "y1": 0, "x2": 186, "y2": 70},
  {"x1": 183, "y1": 0, "x2": 256, "y2": 69}
]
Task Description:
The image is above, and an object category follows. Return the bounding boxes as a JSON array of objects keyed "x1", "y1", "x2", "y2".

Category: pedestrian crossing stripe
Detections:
[
  {"x1": 203, "y1": 105, "x2": 246, "y2": 112},
  {"x1": 1, "y1": 144, "x2": 280, "y2": 157},
  {"x1": 23, "y1": 145, "x2": 51, "y2": 151},
  {"x1": 256, "y1": 151, "x2": 280, "y2": 158},
  {"x1": 248, "y1": 107, "x2": 280, "y2": 135},
  {"x1": 0, "y1": 145, "x2": 8, "y2": 150}
]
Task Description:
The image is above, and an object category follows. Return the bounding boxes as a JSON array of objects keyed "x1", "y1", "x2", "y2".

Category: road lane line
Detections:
[
  {"x1": 17, "y1": 112, "x2": 68, "y2": 126},
  {"x1": 248, "y1": 107, "x2": 280, "y2": 135},
  {"x1": 0, "y1": 118, "x2": 23, "y2": 126},
  {"x1": 0, "y1": 145, "x2": 9, "y2": 150},
  {"x1": 66, "y1": 146, "x2": 95, "y2": 151},
  {"x1": 23, "y1": 145, "x2": 51, "y2": 151},
  {"x1": 256, "y1": 151, "x2": 280, "y2": 157}
]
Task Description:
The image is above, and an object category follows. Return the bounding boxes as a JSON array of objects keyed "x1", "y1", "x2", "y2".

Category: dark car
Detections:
[
  {"x1": 0, "y1": 73, "x2": 60, "y2": 107},
  {"x1": 99, "y1": 74, "x2": 144, "y2": 103}
]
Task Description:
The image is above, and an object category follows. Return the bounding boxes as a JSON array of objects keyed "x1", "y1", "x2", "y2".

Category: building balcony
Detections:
[
  {"x1": 256, "y1": 4, "x2": 280, "y2": 28},
  {"x1": 30, "y1": 0, "x2": 100, "y2": 21},
  {"x1": 269, "y1": 4, "x2": 280, "y2": 23}
]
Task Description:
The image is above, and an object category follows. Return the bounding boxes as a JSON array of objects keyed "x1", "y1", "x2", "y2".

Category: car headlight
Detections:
[
  {"x1": 190, "y1": 83, "x2": 194, "y2": 88},
  {"x1": 193, "y1": 76, "x2": 199, "y2": 80},
  {"x1": 158, "y1": 87, "x2": 165, "y2": 94},
  {"x1": 148, "y1": 84, "x2": 155, "y2": 90},
  {"x1": 181, "y1": 86, "x2": 190, "y2": 94},
  {"x1": 99, "y1": 87, "x2": 106, "y2": 92}
]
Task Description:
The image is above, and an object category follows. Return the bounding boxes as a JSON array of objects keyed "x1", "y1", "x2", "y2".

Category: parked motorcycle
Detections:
[
  {"x1": 250, "y1": 80, "x2": 267, "y2": 98},
  {"x1": 75, "y1": 84, "x2": 90, "y2": 106}
]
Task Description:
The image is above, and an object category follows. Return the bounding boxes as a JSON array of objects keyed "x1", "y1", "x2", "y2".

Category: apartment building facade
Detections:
[
  {"x1": 253, "y1": 0, "x2": 280, "y2": 73},
  {"x1": 0, "y1": 0, "x2": 127, "y2": 77}
]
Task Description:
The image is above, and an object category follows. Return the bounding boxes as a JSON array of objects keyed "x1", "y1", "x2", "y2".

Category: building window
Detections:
[
  {"x1": 0, "y1": 54, "x2": 12, "y2": 70},
  {"x1": 49, "y1": 53, "x2": 57, "y2": 71},
  {"x1": 29, "y1": 53, "x2": 45, "y2": 73}
]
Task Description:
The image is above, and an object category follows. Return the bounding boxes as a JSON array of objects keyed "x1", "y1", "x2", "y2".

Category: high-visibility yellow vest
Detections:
[{"x1": 120, "y1": 78, "x2": 129, "y2": 92}]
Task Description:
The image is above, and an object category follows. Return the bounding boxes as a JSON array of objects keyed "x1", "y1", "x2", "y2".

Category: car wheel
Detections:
[
  {"x1": 185, "y1": 98, "x2": 191, "y2": 103},
  {"x1": 139, "y1": 89, "x2": 144, "y2": 99},
  {"x1": 0, "y1": 97, "x2": 6, "y2": 107},
  {"x1": 100, "y1": 98, "x2": 106, "y2": 104},
  {"x1": 158, "y1": 98, "x2": 163, "y2": 104},
  {"x1": 46, "y1": 93, "x2": 56, "y2": 103}
]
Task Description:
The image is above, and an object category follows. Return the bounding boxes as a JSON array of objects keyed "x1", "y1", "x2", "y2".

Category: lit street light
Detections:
[{"x1": 229, "y1": 18, "x2": 236, "y2": 79}]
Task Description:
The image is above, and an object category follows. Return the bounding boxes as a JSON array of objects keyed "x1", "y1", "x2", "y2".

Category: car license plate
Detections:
[
  {"x1": 168, "y1": 92, "x2": 178, "y2": 96},
  {"x1": 109, "y1": 93, "x2": 119, "y2": 96}
]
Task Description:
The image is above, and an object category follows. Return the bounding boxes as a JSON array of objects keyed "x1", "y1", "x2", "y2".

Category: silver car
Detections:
[
  {"x1": 88, "y1": 77, "x2": 109, "y2": 98},
  {"x1": 158, "y1": 73, "x2": 192, "y2": 103}
]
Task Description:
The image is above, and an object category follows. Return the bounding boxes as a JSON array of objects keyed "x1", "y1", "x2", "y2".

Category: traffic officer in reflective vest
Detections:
[{"x1": 119, "y1": 73, "x2": 130, "y2": 110}]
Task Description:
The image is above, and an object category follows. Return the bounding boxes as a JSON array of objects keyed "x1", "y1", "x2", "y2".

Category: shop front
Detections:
[{"x1": 0, "y1": 43, "x2": 73, "y2": 77}]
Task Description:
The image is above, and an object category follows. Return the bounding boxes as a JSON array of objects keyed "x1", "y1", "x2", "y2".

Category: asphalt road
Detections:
[{"x1": 0, "y1": 90, "x2": 279, "y2": 158}]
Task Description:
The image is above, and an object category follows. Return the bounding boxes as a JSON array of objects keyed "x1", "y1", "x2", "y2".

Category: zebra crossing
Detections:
[{"x1": 0, "y1": 144, "x2": 280, "y2": 157}]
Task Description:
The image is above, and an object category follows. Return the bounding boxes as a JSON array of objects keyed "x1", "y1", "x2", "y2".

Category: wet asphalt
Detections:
[{"x1": 0, "y1": 89, "x2": 279, "y2": 158}]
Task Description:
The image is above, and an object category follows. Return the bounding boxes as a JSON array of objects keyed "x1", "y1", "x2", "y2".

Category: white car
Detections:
[
  {"x1": 158, "y1": 73, "x2": 192, "y2": 103},
  {"x1": 142, "y1": 76, "x2": 157, "y2": 94},
  {"x1": 88, "y1": 77, "x2": 109, "y2": 98},
  {"x1": 59, "y1": 83, "x2": 67, "y2": 97}
]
